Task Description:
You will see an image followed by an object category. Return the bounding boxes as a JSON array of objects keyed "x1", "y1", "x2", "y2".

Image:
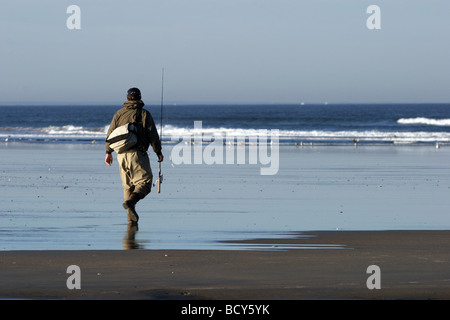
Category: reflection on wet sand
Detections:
[{"x1": 123, "y1": 223, "x2": 142, "y2": 250}]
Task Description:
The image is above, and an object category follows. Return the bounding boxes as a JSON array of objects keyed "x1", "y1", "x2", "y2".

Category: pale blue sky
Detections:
[{"x1": 1, "y1": 0, "x2": 449, "y2": 104}]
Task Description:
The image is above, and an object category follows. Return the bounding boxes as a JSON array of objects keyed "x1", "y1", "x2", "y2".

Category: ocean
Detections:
[{"x1": 1, "y1": 103, "x2": 450, "y2": 145}]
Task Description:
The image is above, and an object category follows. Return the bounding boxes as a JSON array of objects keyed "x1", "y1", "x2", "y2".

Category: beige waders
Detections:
[{"x1": 117, "y1": 150, "x2": 153, "y2": 222}]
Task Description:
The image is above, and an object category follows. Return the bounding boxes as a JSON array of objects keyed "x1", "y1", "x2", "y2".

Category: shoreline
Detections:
[
  {"x1": 1, "y1": 230, "x2": 449, "y2": 300},
  {"x1": 2, "y1": 138, "x2": 450, "y2": 147},
  {"x1": 1, "y1": 143, "x2": 449, "y2": 300}
]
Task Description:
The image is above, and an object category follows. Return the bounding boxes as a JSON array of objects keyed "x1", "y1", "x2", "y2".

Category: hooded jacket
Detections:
[{"x1": 105, "y1": 100, "x2": 162, "y2": 155}]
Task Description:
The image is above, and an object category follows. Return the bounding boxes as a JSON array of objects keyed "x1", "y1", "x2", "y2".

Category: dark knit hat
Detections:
[{"x1": 127, "y1": 87, "x2": 141, "y2": 100}]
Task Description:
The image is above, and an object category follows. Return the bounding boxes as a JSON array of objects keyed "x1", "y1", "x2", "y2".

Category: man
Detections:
[{"x1": 105, "y1": 87, "x2": 163, "y2": 224}]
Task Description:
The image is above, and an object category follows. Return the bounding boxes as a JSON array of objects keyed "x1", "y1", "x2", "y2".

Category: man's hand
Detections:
[
  {"x1": 105, "y1": 153, "x2": 113, "y2": 166},
  {"x1": 158, "y1": 154, "x2": 164, "y2": 162}
]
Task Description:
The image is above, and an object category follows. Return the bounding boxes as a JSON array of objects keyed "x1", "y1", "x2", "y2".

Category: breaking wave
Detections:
[
  {"x1": 163, "y1": 125, "x2": 450, "y2": 143},
  {"x1": 397, "y1": 117, "x2": 450, "y2": 126},
  {"x1": 2, "y1": 124, "x2": 450, "y2": 145}
]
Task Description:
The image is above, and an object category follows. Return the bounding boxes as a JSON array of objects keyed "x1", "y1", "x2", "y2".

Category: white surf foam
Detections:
[
  {"x1": 2, "y1": 124, "x2": 450, "y2": 144},
  {"x1": 397, "y1": 117, "x2": 450, "y2": 126}
]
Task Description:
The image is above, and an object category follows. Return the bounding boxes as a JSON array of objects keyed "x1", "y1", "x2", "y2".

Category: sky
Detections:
[{"x1": 0, "y1": 0, "x2": 449, "y2": 105}]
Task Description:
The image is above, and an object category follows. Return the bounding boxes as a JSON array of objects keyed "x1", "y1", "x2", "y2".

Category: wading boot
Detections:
[
  {"x1": 123, "y1": 193, "x2": 140, "y2": 224},
  {"x1": 126, "y1": 208, "x2": 139, "y2": 225}
]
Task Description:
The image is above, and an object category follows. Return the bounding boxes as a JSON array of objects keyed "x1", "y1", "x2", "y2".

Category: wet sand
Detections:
[
  {"x1": 1, "y1": 230, "x2": 449, "y2": 300},
  {"x1": 1, "y1": 143, "x2": 450, "y2": 251},
  {"x1": 1, "y1": 143, "x2": 449, "y2": 302}
]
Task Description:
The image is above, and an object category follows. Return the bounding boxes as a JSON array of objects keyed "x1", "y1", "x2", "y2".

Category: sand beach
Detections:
[
  {"x1": 1, "y1": 143, "x2": 450, "y2": 301},
  {"x1": 1, "y1": 230, "x2": 450, "y2": 300}
]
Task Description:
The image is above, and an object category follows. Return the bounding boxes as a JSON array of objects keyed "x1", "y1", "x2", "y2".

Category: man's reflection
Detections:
[{"x1": 123, "y1": 223, "x2": 142, "y2": 249}]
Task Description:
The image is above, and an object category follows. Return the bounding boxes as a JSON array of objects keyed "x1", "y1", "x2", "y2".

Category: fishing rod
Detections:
[{"x1": 158, "y1": 68, "x2": 164, "y2": 194}]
